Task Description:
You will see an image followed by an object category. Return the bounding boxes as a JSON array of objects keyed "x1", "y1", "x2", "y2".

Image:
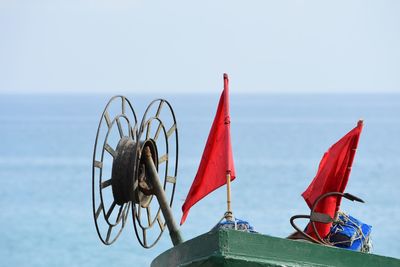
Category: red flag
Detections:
[
  {"x1": 180, "y1": 73, "x2": 236, "y2": 225},
  {"x1": 302, "y1": 120, "x2": 363, "y2": 239}
]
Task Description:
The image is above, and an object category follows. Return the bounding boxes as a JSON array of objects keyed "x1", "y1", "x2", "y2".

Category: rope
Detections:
[
  {"x1": 212, "y1": 215, "x2": 257, "y2": 233},
  {"x1": 328, "y1": 211, "x2": 372, "y2": 253}
]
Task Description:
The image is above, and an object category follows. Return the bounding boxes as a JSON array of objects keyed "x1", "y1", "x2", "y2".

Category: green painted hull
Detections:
[{"x1": 151, "y1": 229, "x2": 399, "y2": 267}]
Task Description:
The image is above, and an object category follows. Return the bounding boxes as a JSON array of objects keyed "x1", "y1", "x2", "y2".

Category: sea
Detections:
[{"x1": 0, "y1": 93, "x2": 399, "y2": 266}]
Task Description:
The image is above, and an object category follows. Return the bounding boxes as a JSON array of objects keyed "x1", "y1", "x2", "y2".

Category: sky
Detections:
[{"x1": 0, "y1": 0, "x2": 399, "y2": 94}]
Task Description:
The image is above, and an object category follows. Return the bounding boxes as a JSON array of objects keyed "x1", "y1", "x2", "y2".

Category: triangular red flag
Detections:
[
  {"x1": 302, "y1": 120, "x2": 363, "y2": 239},
  {"x1": 180, "y1": 73, "x2": 236, "y2": 225}
]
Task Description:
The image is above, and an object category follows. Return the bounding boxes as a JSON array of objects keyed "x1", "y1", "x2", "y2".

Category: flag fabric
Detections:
[
  {"x1": 302, "y1": 120, "x2": 363, "y2": 239},
  {"x1": 180, "y1": 73, "x2": 236, "y2": 225}
]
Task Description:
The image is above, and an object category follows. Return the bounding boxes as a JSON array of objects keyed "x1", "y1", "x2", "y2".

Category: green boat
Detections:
[{"x1": 152, "y1": 229, "x2": 400, "y2": 267}]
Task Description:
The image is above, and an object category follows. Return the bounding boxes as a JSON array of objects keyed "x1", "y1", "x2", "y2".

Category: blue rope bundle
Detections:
[
  {"x1": 214, "y1": 218, "x2": 257, "y2": 233},
  {"x1": 329, "y1": 212, "x2": 372, "y2": 253}
]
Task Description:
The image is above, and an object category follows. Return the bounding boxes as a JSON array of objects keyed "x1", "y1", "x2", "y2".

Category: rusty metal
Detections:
[
  {"x1": 289, "y1": 191, "x2": 365, "y2": 245},
  {"x1": 92, "y1": 96, "x2": 180, "y2": 249},
  {"x1": 132, "y1": 99, "x2": 179, "y2": 248}
]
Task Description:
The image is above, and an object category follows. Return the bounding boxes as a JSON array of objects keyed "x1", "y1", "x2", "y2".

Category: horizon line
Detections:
[{"x1": 1, "y1": 91, "x2": 400, "y2": 96}]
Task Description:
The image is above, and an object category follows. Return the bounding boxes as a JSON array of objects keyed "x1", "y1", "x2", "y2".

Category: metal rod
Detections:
[{"x1": 143, "y1": 147, "x2": 183, "y2": 246}]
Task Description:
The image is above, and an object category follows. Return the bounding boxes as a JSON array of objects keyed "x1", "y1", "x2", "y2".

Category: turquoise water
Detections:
[{"x1": 0, "y1": 94, "x2": 399, "y2": 266}]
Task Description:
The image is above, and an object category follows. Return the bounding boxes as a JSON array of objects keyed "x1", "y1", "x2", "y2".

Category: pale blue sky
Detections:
[{"x1": 1, "y1": 0, "x2": 399, "y2": 94}]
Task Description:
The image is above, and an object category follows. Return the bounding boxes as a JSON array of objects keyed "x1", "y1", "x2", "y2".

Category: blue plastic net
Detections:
[{"x1": 329, "y1": 212, "x2": 372, "y2": 253}]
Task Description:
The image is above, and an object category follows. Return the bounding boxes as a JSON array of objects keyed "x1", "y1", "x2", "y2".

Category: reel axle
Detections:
[{"x1": 143, "y1": 146, "x2": 183, "y2": 246}]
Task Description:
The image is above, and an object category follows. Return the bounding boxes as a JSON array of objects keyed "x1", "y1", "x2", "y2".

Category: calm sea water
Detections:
[{"x1": 0, "y1": 94, "x2": 399, "y2": 266}]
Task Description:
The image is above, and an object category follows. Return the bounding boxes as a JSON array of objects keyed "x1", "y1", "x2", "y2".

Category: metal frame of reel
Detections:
[
  {"x1": 132, "y1": 99, "x2": 180, "y2": 248},
  {"x1": 92, "y1": 96, "x2": 137, "y2": 245},
  {"x1": 92, "y1": 96, "x2": 182, "y2": 248},
  {"x1": 289, "y1": 192, "x2": 364, "y2": 245}
]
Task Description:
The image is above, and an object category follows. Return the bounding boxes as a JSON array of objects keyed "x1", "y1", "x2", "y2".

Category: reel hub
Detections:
[
  {"x1": 135, "y1": 139, "x2": 159, "y2": 207},
  {"x1": 111, "y1": 136, "x2": 136, "y2": 206}
]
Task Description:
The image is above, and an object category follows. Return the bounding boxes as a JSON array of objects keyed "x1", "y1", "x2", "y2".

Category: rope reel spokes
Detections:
[
  {"x1": 92, "y1": 96, "x2": 181, "y2": 248},
  {"x1": 132, "y1": 99, "x2": 179, "y2": 248},
  {"x1": 92, "y1": 96, "x2": 137, "y2": 245}
]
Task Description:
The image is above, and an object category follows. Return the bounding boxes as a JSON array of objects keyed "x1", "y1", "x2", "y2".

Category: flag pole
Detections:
[
  {"x1": 225, "y1": 171, "x2": 233, "y2": 221},
  {"x1": 224, "y1": 73, "x2": 234, "y2": 221}
]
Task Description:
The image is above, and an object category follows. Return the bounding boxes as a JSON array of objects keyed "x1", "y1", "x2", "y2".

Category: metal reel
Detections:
[
  {"x1": 132, "y1": 99, "x2": 179, "y2": 248},
  {"x1": 92, "y1": 96, "x2": 138, "y2": 245}
]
